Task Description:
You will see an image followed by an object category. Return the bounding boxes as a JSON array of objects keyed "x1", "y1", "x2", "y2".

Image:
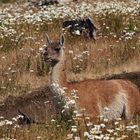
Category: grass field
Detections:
[{"x1": 0, "y1": 0, "x2": 140, "y2": 139}]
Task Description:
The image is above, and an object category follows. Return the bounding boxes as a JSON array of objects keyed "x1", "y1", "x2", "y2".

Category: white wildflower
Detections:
[
  {"x1": 5, "y1": 120, "x2": 13, "y2": 125},
  {"x1": 114, "y1": 121, "x2": 119, "y2": 125},
  {"x1": 74, "y1": 136, "x2": 80, "y2": 140},
  {"x1": 107, "y1": 129, "x2": 114, "y2": 133},
  {"x1": 94, "y1": 135, "x2": 104, "y2": 139},
  {"x1": 68, "y1": 50, "x2": 74, "y2": 54},
  {"x1": 0, "y1": 121, "x2": 5, "y2": 127},
  {"x1": 100, "y1": 123, "x2": 106, "y2": 128},
  {"x1": 51, "y1": 119, "x2": 56, "y2": 122},
  {"x1": 71, "y1": 126, "x2": 77, "y2": 133},
  {"x1": 74, "y1": 30, "x2": 80, "y2": 35},
  {"x1": 66, "y1": 134, "x2": 73, "y2": 139}
]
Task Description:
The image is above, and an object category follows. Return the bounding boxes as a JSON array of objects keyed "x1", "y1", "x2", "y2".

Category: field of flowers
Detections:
[{"x1": 0, "y1": 0, "x2": 140, "y2": 139}]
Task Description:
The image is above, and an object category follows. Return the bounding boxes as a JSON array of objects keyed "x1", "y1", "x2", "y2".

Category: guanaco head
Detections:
[{"x1": 42, "y1": 34, "x2": 64, "y2": 67}]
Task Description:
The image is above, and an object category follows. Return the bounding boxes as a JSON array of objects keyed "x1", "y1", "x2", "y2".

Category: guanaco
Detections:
[{"x1": 42, "y1": 35, "x2": 140, "y2": 120}]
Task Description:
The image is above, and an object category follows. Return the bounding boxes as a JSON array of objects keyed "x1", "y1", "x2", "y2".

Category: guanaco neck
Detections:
[{"x1": 50, "y1": 48, "x2": 67, "y2": 93}]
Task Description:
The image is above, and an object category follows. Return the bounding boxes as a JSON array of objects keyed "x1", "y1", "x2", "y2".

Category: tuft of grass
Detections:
[
  {"x1": 0, "y1": 1, "x2": 140, "y2": 98},
  {"x1": 0, "y1": 112, "x2": 140, "y2": 140}
]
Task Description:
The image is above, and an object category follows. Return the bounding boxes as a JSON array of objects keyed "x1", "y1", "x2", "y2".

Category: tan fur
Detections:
[
  {"x1": 43, "y1": 36, "x2": 140, "y2": 120},
  {"x1": 66, "y1": 79, "x2": 140, "y2": 120}
]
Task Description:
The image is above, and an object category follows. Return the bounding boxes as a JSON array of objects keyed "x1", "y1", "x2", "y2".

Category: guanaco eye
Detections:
[{"x1": 54, "y1": 48, "x2": 60, "y2": 52}]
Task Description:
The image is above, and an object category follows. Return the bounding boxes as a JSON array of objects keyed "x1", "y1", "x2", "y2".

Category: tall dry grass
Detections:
[
  {"x1": 0, "y1": 1, "x2": 140, "y2": 139},
  {"x1": 0, "y1": 2, "x2": 140, "y2": 100}
]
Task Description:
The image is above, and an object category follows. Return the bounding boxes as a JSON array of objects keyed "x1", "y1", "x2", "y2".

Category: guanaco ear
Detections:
[
  {"x1": 59, "y1": 35, "x2": 64, "y2": 46},
  {"x1": 46, "y1": 34, "x2": 52, "y2": 45}
]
